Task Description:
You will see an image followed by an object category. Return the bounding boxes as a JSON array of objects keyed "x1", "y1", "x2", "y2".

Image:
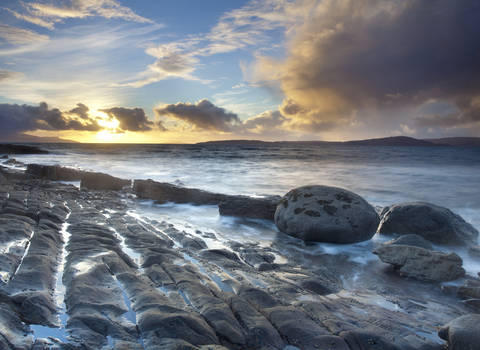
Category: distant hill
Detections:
[
  {"x1": 343, "y1": 136, "x2": 445, "y2": 147},
  {"x1": 423, "y1": 137, "x2": 480, "y2": 147},
  {"x1": 198, "y1": 136, "x2": 475, "y2": 147},
  {"x1": 198, "y1": 140, "x2": 271, "y2": 145},
  {"x1": 0, "y1": 133, "x2": 79, "y2": 143}
]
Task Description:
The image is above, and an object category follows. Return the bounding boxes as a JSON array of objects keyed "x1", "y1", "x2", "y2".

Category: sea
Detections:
[{"x1": 6, "y1": 142, "x2": 480, "y2": 345}]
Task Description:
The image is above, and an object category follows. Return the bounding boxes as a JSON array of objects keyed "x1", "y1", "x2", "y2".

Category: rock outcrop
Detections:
[
  {"x1": 218, "y1": 195, "x2": 281, "y2": 220},
  {"x1": 377, "y1": 201, "x2": 479, "y2": 246},
  {"x1": 0, "y1": 144, "x2": 49, "y2": 155},
  {"x1": 133, "y1": 179, "x2": 224, "y2": 205},
  {"x1": 274, "y1": 185, "x2": 380, "y2": 243},
  {"x1": 438, "y1": 314, "x2": 480, "y2": 350},
  {"x1": 26, "y1": 164, "x2": 85, "y2": 181},
  {"x1": 134, "y1": 179, "x2": 281, "y2": 219},
  {"x1": 372, "y1": 241, "x2": 465, "y2": 282},
  {"x1": 80, "y1": 171, "x2": 131, "y2": 191},
  {"x1": 0, "y1": 171, "x2": 467, "y2": 349}
]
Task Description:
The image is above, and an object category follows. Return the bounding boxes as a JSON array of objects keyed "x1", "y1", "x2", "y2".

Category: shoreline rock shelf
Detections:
[{"x1": 0, "y1": 165, "x2": 479, "y2": 349}]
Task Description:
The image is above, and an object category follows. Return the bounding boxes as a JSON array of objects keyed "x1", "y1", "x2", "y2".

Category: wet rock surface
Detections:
[
  {"x1": 378, "y1": 201, "x2": 479, "y2": 246},
  {"x1": 0, "y1": 171, "x2": 475, "y2": 349},
  {"x1": 274, "y1": 185, "x2": 380, "y2": 243},
  {"x1": 218, "y1": 195, "x2": 281, "y2": 220},
  {"x1": 26, "y1": 164, "x2": 85, "y2": 181},
  {"x1": 372, "y1": 242, "x2": 465, "y2": 282}
]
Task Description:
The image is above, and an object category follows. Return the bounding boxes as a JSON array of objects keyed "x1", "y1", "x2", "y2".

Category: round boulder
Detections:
[
  {"x1": 438, "y1": 314, "x2": 480, "y2": 350},
  {"x1": 274, "y1": 185, "x2": 380, "y2": 244},
  {"x1": 378, "y1": 202, "x2": 479, "y2": 246}
]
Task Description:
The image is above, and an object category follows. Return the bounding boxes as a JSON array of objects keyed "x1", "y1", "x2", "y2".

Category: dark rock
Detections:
[
  {"x1": 81, "y1": 172, "x2": 131, "y2": 191},
  {"x1": 468, "y1": 246, "x2": 480, "y2": 258},
  {"x1": 274, "y1": 185, "x2": 380, "y2": 243},
  {"x1": 219, "y1": 195, "x2": 281, "y2": 220},
  {"x1": 457, "y1": 280, "x2": 480, "y2": 299},
  {"x1": 0, "y1": 302, "x2": 33, "y2": 349},
  {"x1": 0, "y1": 144, "x2": 49, "y2": 155},
  {"x1": 378, "y1": 201, "x2": 479, "y2": 246},
  {"x1": 218, "y1": 291, "x2": 285, "y2": 349},
  {"x1": 385, "y1": 234, "x2": 434, "y2": 250},
  {"x1": 438, "y1": 314, "x2": 480, "y2": 350},
  {"x1": 26, "y1": 164, "x2": 85, "y2": 181},
  {"x1": 133, "y1": 179, "x2": 224, "y2": 205},
  {"x1": 372, "y1": 243, "x2": 465, "y2": 282}
]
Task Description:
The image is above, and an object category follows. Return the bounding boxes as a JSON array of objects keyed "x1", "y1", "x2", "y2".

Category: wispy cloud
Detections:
[
  {"x1": 122, "y1": 0, "x2": 301, "y2": 87},
  {"x1": 0, "y1": 23, "x2": 49, "y2": 45},
  {"x1": 4, "y1": 0, "x2": 153, "y2": 30},
  {"x1": 0, "y1": 23, "x2": 163, "y2": 109},
  {"x1": 0, "y1": 68, "x2": 24, "y2": 82}
]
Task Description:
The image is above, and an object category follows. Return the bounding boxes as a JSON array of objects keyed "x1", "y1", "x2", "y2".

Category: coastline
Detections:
[{"x1": 0, "y1": 154, "x2": 478, "y2": 349}]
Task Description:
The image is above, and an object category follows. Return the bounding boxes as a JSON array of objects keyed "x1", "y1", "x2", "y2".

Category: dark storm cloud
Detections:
[
  {"x1": 68, "y1": 103, "x2": 90, "y2": 120},
  {"x1": 0, "y1": 102, "x2": 102, "y2": 136},
  {"x1": 254, "y1": 0, "x2": 480, "y2": 131},
  {"x1": 99, "y1": 107, "x2": 154, "y2": 132},
  {"x1": 154, "y1": 99, "x2": 240, "y2": 132}
]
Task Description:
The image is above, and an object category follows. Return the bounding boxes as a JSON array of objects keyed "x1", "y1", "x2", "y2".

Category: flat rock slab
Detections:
[
  {"x1": 275, "y1": 185, "x2": 380, "y2": 243},
  {"x1": 378, "y1": 201, "x2": 479, "y2": 246},
  {"x1": 372, "y1": 243, "x2": 465, "y2": 282}
]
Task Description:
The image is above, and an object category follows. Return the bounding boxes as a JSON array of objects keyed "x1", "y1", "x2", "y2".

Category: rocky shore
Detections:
[{"x1": 0, "y1": 155, "x2": 479, "y2": 349}]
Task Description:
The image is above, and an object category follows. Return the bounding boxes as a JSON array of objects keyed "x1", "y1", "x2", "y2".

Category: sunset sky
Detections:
[{"x1": 0, "y1": 0, "x2": 479, "y2": 143}]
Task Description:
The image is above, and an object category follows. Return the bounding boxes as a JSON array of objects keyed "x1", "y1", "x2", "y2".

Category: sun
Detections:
[
  {"x1": 97, "y1": 130, "x2": 114, "y2": 140},
  {"x1": 88, "y1": 110, "x2": 122, "y2": 141}
]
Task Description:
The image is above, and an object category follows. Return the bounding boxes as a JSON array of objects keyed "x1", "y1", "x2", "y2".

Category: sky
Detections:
[{"x1": 0, "y1": 0, "x2": 479, "y2": 143}]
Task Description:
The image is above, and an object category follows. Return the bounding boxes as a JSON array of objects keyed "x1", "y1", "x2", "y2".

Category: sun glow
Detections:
[{"x1": 89, "y1": 110, "x2": 122, "y2": 141}]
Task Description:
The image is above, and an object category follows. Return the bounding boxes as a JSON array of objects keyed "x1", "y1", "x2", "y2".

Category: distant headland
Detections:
[{"x1": 197, "y1": 136, "x2": 480, "y2": 147}]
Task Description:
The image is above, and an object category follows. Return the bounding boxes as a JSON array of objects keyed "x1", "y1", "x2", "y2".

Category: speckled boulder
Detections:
[{"x1": 274, "y1": 185, "x2": 380, "y2": 244}]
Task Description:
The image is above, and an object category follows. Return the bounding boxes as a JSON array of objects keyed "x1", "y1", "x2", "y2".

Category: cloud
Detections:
[
  {"x1": 123, "y1": 0, "x2": 297, "y2": 87},
  {"x1": 0, "y1": 102, "x2": 102, "y2": 135},
  {"x1": 240, "y1": 110, "x2": 287, "y2": 134},
  {"x1": 154, "y1": 99, "x2": 241, "y2": 132},
  {"x1": 121, "y1": 48, "x2": 202, "y2": 88},
  {"x1": 68, "y1": 103, "x2": 89, "y2": 120},
  {"x1": 0, "y1": 102, "x2": 156, "y2": 137},
  {"x1": 0, "y1": 68, "x2": 24, "y2": 82},
  {"x1": 99, "y1": 106, "x2": 154, "y2": 132},
  {"x1": 5, "y1": 0, "x2": 153, "y2": 30},
  {"x1": 414, "y1": 98, "x2": 480, "y2": 128},
  {"x1": 250, "y1": 0, "x2": 480, "y2": 132},
  {"x1": 0, "y1": 23, "x2": 50, "y2": 44}
]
